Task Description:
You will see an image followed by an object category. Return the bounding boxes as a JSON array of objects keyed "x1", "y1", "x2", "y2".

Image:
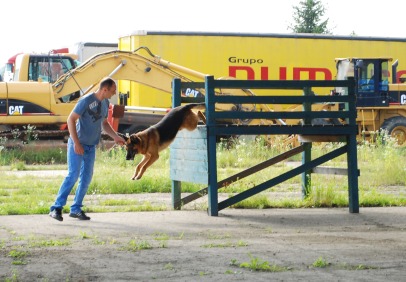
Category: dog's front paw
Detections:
[{"x1": 130, "y1": 174, "x2": 142, "y2": 180}]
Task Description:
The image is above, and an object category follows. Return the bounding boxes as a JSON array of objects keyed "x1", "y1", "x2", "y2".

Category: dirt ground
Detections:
[{"x1": 1, "y1": 206, "x2": 405, "y2": 282}]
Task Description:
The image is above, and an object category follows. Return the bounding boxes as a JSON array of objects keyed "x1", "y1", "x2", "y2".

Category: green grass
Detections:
[
  {"x1": 28, "y1": 238, "x2": 71, "y2": 247},
  {"x1": 238, "y1": 253, "x2": 291, "y2": 272},
  {"x1": 120, "y1": 239, "x2": 153, "y2": 252},
  {"x1": 0, "y1": 136, "x2": 405, "y2": 215},
  {"x1": 201, "y1": 240, "x2": 248, "y2": 248},
  {"x1": 312, "y1": 256, "x2": 330, "y2": 268}
]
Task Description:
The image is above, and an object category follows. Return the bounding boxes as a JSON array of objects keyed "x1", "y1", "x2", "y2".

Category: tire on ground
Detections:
[{"x1": 381, "y1": 116, "x2": 406, "y2": 146}]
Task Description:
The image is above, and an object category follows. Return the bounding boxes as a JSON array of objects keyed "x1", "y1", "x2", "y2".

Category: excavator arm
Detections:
[
  {"x1": 53, "y1": 47, "x2": 203, "y2": 101},
  {"x1": 52, "y1": 47, "x2": 276, "y2": 127}
]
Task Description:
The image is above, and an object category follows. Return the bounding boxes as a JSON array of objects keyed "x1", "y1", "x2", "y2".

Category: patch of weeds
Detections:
[
  {"x1": 8, "y1": 249, "x2": 27, "y2": 259},
  {"x1": 10, "y1": 160, "x2": 27, "y2": 171},
  {"x1": 164, "y1": 263, "x2": 175, "y2": 271},
  {"x1": 11, "y1": 235, "x2": 26, "y2": 241},
  {"x1": 120, "y1": 239, "x2": 152, "y2": 252},
  {"x1": 152, "y1": 232, "x2": 169, "y2": 241},
  {"x1": 311, "y1": 256, "x2": 331, "y2": 268},
  {"x1": 237, "y1": 240, "x2": 248, "y2": 247},
  {"x1": 29, "y1": 238, "x2": 71, "y2": 247},
  {"x1": 177, "y1": 231, "x2": 184, "y2": 240},
  {"x1": 205, "y1": 230, "x2": 231, "y2": 240},
  {"x1": 4, "y1": 268, "x2": 19, "y2": 282},
  {"x1": 239, "y1": 254, "x2": 291, "y2": 272},
  {"x1": 107, "y1": 238, "x2": 119, "y2": 245},
  {"x1": 265, "y1": 227, "x2": 273, "y2": 233},
  {"x1": 354, "y1": 264, "x2": 377, "y2": 270},
  {"x1": 231, "y1": 194, "x2": 272, "y2": 209},
  {"x1": 201, "y1": 240, "x2": 248, "y2": 248},
  {"x1": 339, "y1": 262, "x2": 378, "y2": 270},
  {"x1": 79, "y1": 231, "x2": 93, "y2": 239},
  {"x1": 152, "y1": 232, "x2": 169, "y2": 248},
  {"x1": 11, "y1": 260, "x2": 27, "y2": 265},
  {"x1": 157, "y1": 240, "x2": 168, "y2": 248},
  {"x1": 198, "y1": 271, "x2": 208, "y2": 276},
  {"x1": 8, "y1": 249, "x2": 28, "y2": 265},
  {"x1": 229, "y1": 258, "x2": 239, "y2": 266},
  {"x1": 92, "y1": 236, "x2": 106, "y2": 245},
  {"x1": 310, "y1": 257, "x2": 376, "y2": 270},
  {"x1": 225, "y1": 269, "x2": 242, "y2": 275},
  {"x1": 202, "y1": 242, "x2": 232, "y2": 248}
]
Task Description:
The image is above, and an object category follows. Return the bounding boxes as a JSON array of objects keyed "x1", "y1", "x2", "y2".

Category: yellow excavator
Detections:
[
  {"x1": 1, "y1": 47, "x2": 405, "y2": 146},
  {"x1": 0, "y1": 47, "x2": 279, "y2": 142}
]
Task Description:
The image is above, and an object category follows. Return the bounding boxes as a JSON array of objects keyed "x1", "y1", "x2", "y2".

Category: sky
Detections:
[{"x1": 1, "y1": 0, "x2": 405, "y2": 65}]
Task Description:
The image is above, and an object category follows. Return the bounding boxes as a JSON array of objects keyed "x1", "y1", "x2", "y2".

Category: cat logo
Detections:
[
  {"x1": 401, "y1": 94, "x2": 406, "y2": 105},
  {"x1": 183, "y1": 88, "x2": 203, "y2": 97},
  {"x1": 9, "y1": 105, "x2": 24, "y2": 115}
]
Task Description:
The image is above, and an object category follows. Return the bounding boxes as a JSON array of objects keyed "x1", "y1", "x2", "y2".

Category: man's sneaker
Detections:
[
  {"x1": 69, "y1": 211, "x2": 91, "y2": 220},
  {"x1": 49, "y1": 208, "x2": 63, "y2": 221}
]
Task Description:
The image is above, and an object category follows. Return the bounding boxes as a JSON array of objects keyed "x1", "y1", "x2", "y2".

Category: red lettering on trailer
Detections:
[
  {"x1": 396, "y1": 70, "x2": 406, "y2": 83},
  {"x1": 279, "y1": 67, "x2": 287, "y2": 80},
  {"x1": 229, "y1": 66, "x2": 332, "y2": 80},
  {"x1": 229, "y1": 66, "x2": 255, "y2": 79},
  {"x1": 293, "y1": 68, "x2": 332, "y2": 80},
  {"x1": 260, "y1": 67, "x2": 269, "y2": 80}
]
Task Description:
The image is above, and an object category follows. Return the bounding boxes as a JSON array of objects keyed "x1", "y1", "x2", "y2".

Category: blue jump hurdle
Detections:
[{"x1": 170, "y1": 76, "x2": 359, "y2": 216}]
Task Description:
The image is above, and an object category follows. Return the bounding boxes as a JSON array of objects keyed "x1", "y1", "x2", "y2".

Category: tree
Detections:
[{"x1": 288, "y1": 0, "x2": 331, "y2": 34}]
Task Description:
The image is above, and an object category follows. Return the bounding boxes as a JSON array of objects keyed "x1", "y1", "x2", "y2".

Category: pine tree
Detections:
[{"x1": 288, "y1": 0, "x2": 331, "y2": 34}]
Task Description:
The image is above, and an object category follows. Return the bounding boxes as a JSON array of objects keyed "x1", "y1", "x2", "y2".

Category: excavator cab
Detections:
[
  {"x1": 13, "y1": 54, "x2": 77, "y2": 83},
  {"x1": 335, "y1": 58, "x2": 391, "y2": 107},
  {"x1": 354, "y1": 58, "x2": 390, "y2": 107}
]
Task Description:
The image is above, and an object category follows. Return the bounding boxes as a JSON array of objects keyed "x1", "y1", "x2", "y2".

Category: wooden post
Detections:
[
  {"x1": 171, "y1": 78, "x2": 182, "y2": 209},
  {"x1": 346, "y1": 78, "x2": 359, "y2": 213},
  {"x1": 301, "y1": 87, "x2": 312, "y2": 198},
  {"x1": 205, "y1": 76, "x2": 219, "y2": 216}
]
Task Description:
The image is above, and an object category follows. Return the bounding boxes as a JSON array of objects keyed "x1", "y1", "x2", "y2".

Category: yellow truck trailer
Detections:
[
  {"x1": 118, "y1": 31, "x2": 406, "y2": 108},
  {"x1": 117, "y1": 31, "x2": 406, "y2": 146}
]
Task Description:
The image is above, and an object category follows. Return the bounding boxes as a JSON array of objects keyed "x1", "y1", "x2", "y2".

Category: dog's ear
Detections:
[{"x1": 130, "y1": 135, "x2": 141, "y2": 145}]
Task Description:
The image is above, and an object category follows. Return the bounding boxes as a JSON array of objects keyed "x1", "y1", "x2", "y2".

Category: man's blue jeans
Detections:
[{"x1": 50, "y1": 138, "x2": 96, "y2": 214}]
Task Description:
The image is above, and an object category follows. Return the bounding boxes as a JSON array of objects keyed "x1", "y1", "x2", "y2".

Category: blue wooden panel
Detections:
[
  {"x1": 171, "y1": 127, "x2": 207, "y2": 150},
  {"x1": 170, "y1": 126, "x2": 208, "y2": 184},
  {"x1": 170, "y1": 148, "x2": 207, "y2": 161},
  {"x1": 170, "y1": 161, "x2": 208, "y2": 184}
]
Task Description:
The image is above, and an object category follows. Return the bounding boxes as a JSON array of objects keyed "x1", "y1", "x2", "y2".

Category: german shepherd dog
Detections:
[{"x1": 119, "y1": 103, "x2": 206, "y2": 180}]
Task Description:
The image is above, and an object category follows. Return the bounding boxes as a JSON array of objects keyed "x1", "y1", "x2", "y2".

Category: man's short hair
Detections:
[{"x1": 100, "y1": 77, "x2": 115, "y2": 89}]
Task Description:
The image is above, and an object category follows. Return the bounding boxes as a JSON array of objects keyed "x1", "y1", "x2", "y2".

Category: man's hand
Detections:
[
  {"x1": 114, "y1": 134, "x2": 125, "y2": 146},
  {"x1": 102, "y1": 119, "x2": 125, "y2": 145},
  {"x1": 73, "y1": 142, "x2": 84, "y2": 155}
]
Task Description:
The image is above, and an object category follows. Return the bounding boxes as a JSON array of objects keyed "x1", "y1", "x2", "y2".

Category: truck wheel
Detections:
[{"x1": 381, "y1": 116, "x2": 406, "y2": 146}]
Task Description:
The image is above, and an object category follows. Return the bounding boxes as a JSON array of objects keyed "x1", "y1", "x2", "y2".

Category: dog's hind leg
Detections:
[{"x1": 134, "y1": 154, "x2": 159, "y2": 180}]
